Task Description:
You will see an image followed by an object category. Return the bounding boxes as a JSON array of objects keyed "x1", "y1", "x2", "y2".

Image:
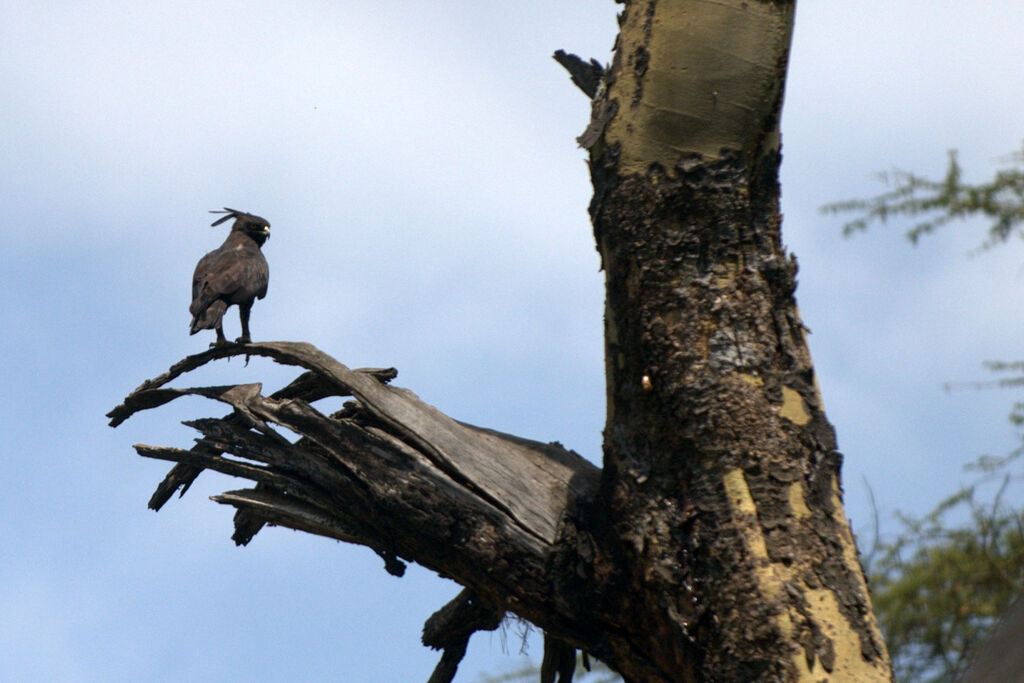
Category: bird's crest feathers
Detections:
[{"x1": 209, "y1": 207, "x2": 266, "y2": 227}]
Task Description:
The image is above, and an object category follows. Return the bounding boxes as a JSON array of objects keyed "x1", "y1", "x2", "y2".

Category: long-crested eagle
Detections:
[{"x1": 189, "y1": 208, "x2": 270, "y2": 346}]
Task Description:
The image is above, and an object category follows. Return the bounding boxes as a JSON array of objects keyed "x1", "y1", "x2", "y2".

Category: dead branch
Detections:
[
  {"x1": 553, "y1": 49, "x2": 605, "y2": 99},
  {"x1": 108, "y1": 341, "x2": 601, "y2": 677}
]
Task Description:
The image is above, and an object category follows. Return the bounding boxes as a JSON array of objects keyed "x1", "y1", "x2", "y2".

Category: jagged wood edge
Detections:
[
  {"x1": 553, "y1": 49, "x2": 605, "y2": 99},
  {"x1": 108, "y1": 341, "x2": 602, "y2": 680},
  {"x1": 109, "y1": 341, "x2": 599, "y2": 545}
]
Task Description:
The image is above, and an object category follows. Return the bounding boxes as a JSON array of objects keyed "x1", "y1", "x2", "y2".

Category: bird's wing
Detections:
[
  {"x1": 191, "y1": 250, "x2": 218, "y2": 301},
  {"x1": 190, "y1": 248, "x2": 247, "y2": 314},
  {"x1": 201, "y1": 252, "x2": 249, "y2": 297},
  {"x1": 192, "y1": 247, "x2": 269, "y2": 309},
  {"x1": 253, "y1": 252, "x2": 269, "y2": 300}
]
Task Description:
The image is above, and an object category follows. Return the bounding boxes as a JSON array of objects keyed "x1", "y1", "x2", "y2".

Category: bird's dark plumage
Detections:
[{"x1": 189, "y1": 208, "x2": 270, "y2": 345}]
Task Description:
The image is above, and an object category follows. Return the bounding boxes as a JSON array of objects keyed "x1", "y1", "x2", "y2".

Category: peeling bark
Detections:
[{"x1": 585, "y1": 1, "x2": 892, "y2": 680}]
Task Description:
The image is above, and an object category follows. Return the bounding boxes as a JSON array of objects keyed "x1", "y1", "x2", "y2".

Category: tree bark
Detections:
[
  {"x1": 108, "y1": 2, "x2": 892, "y2": 681},
  {"x1": 581, "y1": 0, "x2": 891, "y2": 680}
]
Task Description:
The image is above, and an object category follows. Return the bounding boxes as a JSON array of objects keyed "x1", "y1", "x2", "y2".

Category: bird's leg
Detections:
[
  {"x1": 210, "y1": 324, "x2": 229, "y2": 348},
  {"x1": 236, "y1": 304, "x2": 253, "y2": 344}
]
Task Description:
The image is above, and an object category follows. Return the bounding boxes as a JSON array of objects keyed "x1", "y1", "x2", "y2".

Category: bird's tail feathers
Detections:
[{"x1": 189, "y1": 300, "x2": 227, "y2": 333}]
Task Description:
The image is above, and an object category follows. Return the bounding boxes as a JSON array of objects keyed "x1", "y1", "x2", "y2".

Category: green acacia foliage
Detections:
[
  {"x1": 866, "y1": 453, "x2": 1024, "y2": 683},
  {"x1": 826, "y1": 152, "x2": 1024, "y2": 680},
  {"x1": 822, "y1": 146, "x2": 1024, "y2": 248}
]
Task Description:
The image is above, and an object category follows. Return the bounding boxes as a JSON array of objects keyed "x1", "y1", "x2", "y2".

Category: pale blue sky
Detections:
[{"x1": 4, "y1": 2, "x2": 1024, "y2": 681}]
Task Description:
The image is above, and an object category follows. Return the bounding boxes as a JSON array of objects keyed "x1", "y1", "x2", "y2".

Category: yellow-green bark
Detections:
[
  {"x1": 605, "y1": 0, "x2": 794, "y2": 173},
  {"x1": 588, "y1": 1, "x2": 893, "y2": 680}
]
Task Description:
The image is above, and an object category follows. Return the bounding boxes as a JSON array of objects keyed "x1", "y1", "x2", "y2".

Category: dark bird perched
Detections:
[{"x1": 189, "y1": 208, "x2": 270, "y2": 346}]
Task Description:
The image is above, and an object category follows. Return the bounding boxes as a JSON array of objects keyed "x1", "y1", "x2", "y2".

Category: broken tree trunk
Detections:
[
  {"x1": 572, "y1": 0, "x2": 892, "y2": 680},
  {"x1": 109, "y1": 1, "x2": 893, "y2": 681}
]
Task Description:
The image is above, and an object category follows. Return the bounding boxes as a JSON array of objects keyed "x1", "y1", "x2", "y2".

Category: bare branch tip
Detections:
[{"x1": 553, "y1": 49, "x2": 604, "y2": 99}]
